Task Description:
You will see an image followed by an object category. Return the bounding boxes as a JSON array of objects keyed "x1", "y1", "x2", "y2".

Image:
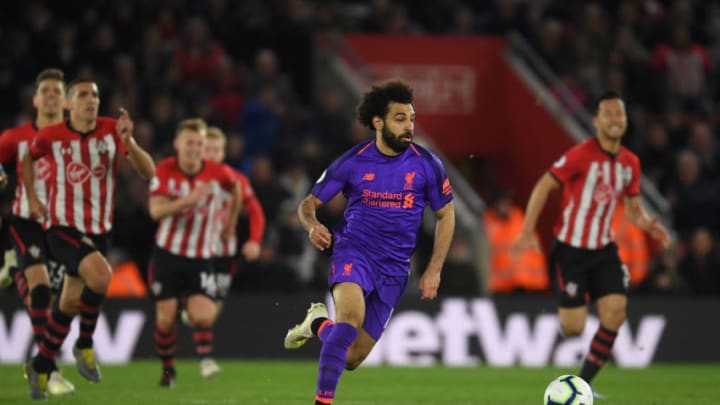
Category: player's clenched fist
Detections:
[{"x1": 308, "y1": 223, "x2": 332, "y2": 251}]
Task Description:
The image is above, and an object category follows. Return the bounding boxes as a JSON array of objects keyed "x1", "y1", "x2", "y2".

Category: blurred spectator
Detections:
[
  {"x1": 535, "y1": 19, "x2": 576, "y2": 74},
  {"x1": 249, "y1": 155, "x2": 292, "y2": 223},
  {"x1": 106, "y1": 248, "x2": 148, "y2": 298},
  {"x1": 483, "y1": 190, "x2": 548, "y2": 294},
  {"x1": 211, "y1": 58, "x2": 245, "y2": 127},
  {"x1": 239, "y1": 84, "x2": 283, "y2": 159},
  {"x1": 664, "y1": 150, "x2": 720, "y2": 238},
  {"x1": 636, "y1": 248, "x2": 682, "y2": 295},
  {"x1": 652, "y1": 24, "x2": 714, "y2": 114},
  {"x1": 638, "y1": 121, "x2": 674, "y2": 189},
  {"x1": 677, "y1": 228, "x2": 720, "y2": 295},
  {"x1": 148, "y1": 93, "x2": 179, "y2": 148},
  {"x1": 83, "y1": 22, "x2": 117, "y2": 84},
  {"x1": 245, "y1": 48, "x2": 299, "y2": 110},
  {"x1": 687, "y1": 122, "x2": 720, "y2": 178},
  {"x1": 174, "y1": 16, "x2": 228, "y2": 86},
  {"x1": 438, "y1": 231, "x2": 481, "y2": 296},
  {"x1": 449, "y1": 3, "x2": 477, "y2": 36},
  {"x1": 478, "y1": 0, "x2": 532, "y2": 38},
  {"x1": 612, "y1": 201, "x2": 651, "y2": 289},
  {"x1": 136, "y1": 25, "x2": 173, "y2": 84}
]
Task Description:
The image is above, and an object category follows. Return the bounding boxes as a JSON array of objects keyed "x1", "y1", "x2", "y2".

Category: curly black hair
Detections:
[{"x1": 357, "y1": 80, "x2": 414, "y2": 131}]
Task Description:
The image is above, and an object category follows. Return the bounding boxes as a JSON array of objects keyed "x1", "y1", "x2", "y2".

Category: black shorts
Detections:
[
  {"x1": 149, "y1": 247, "x2": 216, "y2": 300},
  {"x1": 551, "y1": 240, "x2": 629, "y2": 308},
  {"x1": 8, "y1": 216, "x2": 48, "y2": 270},
  {"x1": 213, "y1": 255, "x2": 238, "y2": 299},
  {"x1": 45, "y1": 226, "x2": 108, "y2": 277}
]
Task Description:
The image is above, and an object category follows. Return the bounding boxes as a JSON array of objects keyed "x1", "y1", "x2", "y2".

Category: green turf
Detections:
[{"x1": 1, "y1": 361, "x2": 718, "y2": 404}]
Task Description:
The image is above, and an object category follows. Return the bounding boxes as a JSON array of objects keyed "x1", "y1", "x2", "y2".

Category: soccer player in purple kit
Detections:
[{"x1": 284, "y1": 80, "x2": 455, "y2": 404}]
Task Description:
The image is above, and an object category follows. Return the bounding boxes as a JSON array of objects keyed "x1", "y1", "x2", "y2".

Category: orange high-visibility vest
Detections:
[
  {"x1": 107, "y1": 260, "x2": 148, "y2": 298},
  {"x1": 483, "y1": 206, "x2": 549, "y2": 293},
  {"x1": 612, "y1": 202, "x2": 650, "y2": 287}
]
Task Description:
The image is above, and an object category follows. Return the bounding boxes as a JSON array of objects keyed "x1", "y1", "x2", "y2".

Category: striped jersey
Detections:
[
  {"x1": 548, "y1": 138, "x2": 641, "y2": 249},
  {"x1": 213, "y1": 168, "x2": 265, "y2": 257},
  {"x1": 312, "y1": 140, "x2": 453, "y2": 275},
  {"x1": 150, "y1": 157, "x2": 237, "y2": 259},
  {"x1": 0, "y1": 122, "x2": 54, "y2": 225},
  {"x1": 28, "y1": 118, "x2": 127, "y2": 234}
]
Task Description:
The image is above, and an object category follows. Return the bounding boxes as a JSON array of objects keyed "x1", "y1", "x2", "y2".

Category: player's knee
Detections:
[
  {"x1": 186, "y1": 308, "x2": 214, "y2": 328},
  {"x1": 59, "y1": 296, "x2": 81, "y2": 315},
  {"x1": 78, "y1": 252, "x2": 112, "y2": 288},
  {"x1": 83, "y1": 265, "x2": 112, "y2": 292},
  {"x1": 29, "y1": 284, "x2": 51, "y2": 308},
  {"x1": 345, "y1": 354, "x2": 366, "y2": 371},
  {"x1": 334, "y1": 310, "x2": 363, "y2": 329}
]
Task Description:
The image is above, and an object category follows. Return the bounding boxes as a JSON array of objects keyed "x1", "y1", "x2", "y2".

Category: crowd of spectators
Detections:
[{"x1": 0, "y1": 0, "x2": 717, "y2": 296}]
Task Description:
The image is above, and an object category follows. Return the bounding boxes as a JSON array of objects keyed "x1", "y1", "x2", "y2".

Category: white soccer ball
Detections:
[{"x1": 543, "y1": 374, "x2": 593, "y2": 405}]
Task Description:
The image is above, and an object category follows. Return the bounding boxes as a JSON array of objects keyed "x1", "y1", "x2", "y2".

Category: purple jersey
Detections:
[{"x1": 312, "y1": 140, "x2": 453, "y2": 276}]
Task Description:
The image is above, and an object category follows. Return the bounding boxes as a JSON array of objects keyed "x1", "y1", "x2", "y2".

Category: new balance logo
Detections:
[
  {"x1": 442, "y1": 178, "x2": 452, "y2": 196},
  {"x1": 362, "y1": 173, "x2": 375, "y2": 181}
]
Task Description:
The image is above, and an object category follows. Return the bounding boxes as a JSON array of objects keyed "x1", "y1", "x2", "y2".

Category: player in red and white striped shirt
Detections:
[
  {"x1": 22, "y1": 78, "x2": 155, "y2": 400},
  {"x1": 0, "y1": 68, "x2": 76, "y2": 396},
  {"x1": 512, "y1": 91, "x2": 670, "y2": 394},
  {"x1": 204, "y1": 126, "x2": 265, "y2": 310},
  {"x1": 148, "y1": 119, "x2": 242, "y2": 387}
]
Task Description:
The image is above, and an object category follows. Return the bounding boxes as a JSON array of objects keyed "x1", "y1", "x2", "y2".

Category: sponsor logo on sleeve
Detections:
[{"x1": 442, "y1": 178, "x2": 452, "y2": 196}]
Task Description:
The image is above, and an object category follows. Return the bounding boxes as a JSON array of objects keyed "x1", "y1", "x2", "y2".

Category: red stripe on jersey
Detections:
[
  {"x1": 81, "y1": 141, "x2": 93, "y2": 233},
  {"x1": 63, "y1": 142, "x2": 76, "y2": 231},
  {"x1": 356, "y1": 141, "x2": 374, "y2": 155}
]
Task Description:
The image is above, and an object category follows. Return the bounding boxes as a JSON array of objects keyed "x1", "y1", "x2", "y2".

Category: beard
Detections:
[{"x1": 381, "y1": 125, "x2": 412, "y2": 153}]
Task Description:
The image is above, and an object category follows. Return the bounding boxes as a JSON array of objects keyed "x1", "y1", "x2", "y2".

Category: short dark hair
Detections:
[
  {"x1": 357, "y1": 80, "x2": 414, "y2": 130},
  {"x1": 35, "y1": 68, "x2": 65, "y2": 90},
  {"x1": 593, "y1": 90, "x2": 623, "y2": 116},
  {"x1": 66, "y1": 77, "x2": 96, "y2": 97}
]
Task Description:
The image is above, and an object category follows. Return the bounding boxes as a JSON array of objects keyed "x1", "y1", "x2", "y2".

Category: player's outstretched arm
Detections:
[
  {"x1": 624, "y1": 195, "x2": 671, "y2": 248},
  {"x1": 116, "y1": 108, "x2": 155, "y2": 179},
  {"x1": 420, "y1": 201, "x2": 456, "y2": 301},
  {"x1": 510, "y1": 172, "x2": 560, "y2": 257},
  {"x1": 298, "y1": 194, "x2": 331, "y2": 251}
]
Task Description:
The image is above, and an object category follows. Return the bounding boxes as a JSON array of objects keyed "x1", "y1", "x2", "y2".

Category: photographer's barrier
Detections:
[{"x1": 1, "y1": 295, "x2": 716, "y2": 366}]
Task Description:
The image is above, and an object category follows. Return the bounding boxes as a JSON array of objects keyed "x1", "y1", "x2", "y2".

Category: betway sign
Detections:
[
  {"x1": 0, "y1": 311, "x2": 144, "y2": 364},
  {"x1": 358, "y1": 298, "x2": 664, "y2": 368},
  {"x1": 1, "y1": 296, "x2": 717, "y2": 364}
]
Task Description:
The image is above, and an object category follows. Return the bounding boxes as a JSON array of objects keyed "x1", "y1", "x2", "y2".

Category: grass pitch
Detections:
[{"x1": 1, "y1": 360, "x2": 718, "y2": 404}]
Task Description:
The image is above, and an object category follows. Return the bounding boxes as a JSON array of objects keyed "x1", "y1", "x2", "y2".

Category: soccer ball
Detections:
[{"x1": 543, "y1": 374, "x2": 593, "y2": 405}]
